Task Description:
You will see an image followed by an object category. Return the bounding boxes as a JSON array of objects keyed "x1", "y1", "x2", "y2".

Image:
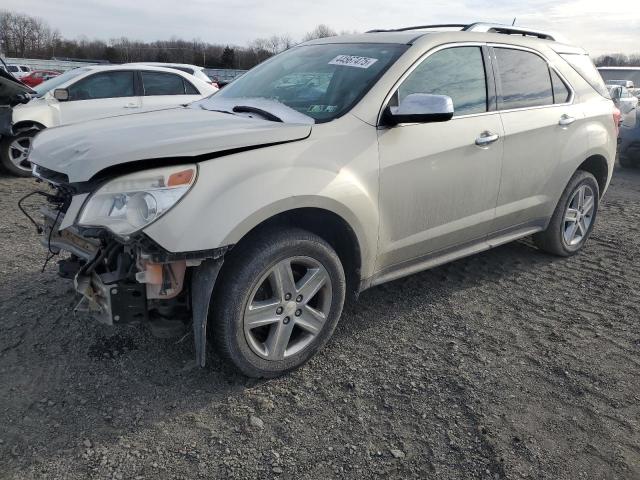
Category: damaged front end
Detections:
[{"x1": 31, "y1": 164, "x2": 228, "y2": 367}]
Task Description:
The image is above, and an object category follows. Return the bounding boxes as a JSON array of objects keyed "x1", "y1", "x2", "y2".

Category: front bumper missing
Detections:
[
  {"x1": 75, "y1": 272, "x2": 148, "y2": 325},
  {"x1": 39, "y1": 204, "x2": 227, "y2": 366},
  {"x1": 41, "y1": 207, "x2": 99, "y2": 260}
]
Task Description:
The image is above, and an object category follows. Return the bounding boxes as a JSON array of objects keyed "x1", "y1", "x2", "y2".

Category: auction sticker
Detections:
[{"x1": 329, "y1": 55, "x2": 378, "y2": 69}]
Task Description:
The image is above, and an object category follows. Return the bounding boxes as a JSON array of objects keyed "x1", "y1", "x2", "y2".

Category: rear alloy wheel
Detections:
[
  {"x1": 562, "y1": 184, "x2": 595, "y2": 247},
  {"x1": 212, "y1": 228, "x2": 346, "y2": 378},
  {"x1": 0, "y1": 128, "x2": 40, "y2": 177},
  {"x1": 533, "y1": 170, "x2": 600, "y2": 256}
]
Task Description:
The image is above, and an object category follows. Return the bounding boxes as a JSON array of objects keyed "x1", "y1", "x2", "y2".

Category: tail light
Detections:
[{"x1": 613, "y1": 107, "x2": 621, "y2": 136}]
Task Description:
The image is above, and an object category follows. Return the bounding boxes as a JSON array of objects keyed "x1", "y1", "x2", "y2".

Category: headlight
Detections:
[{"x1": 78, "y1": 165, "x2": 197, "y2": 237}]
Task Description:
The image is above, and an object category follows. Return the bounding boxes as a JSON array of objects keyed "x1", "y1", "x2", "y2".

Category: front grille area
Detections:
[{"x1": 33, "y1": 164, "x2": 70, "y2": 185}]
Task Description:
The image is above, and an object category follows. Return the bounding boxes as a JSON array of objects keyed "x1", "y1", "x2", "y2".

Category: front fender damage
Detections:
[{"x1": 191, "y1": 258, "x2": 224, "y2": 367}]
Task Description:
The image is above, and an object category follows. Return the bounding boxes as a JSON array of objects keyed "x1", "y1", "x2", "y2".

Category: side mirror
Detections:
[
  {"x1": 384, "y1": 93, "x2": 454, "y2": 125},
  {"x1": 53, "y1": 88, "x2": 69, "y2": 101}
]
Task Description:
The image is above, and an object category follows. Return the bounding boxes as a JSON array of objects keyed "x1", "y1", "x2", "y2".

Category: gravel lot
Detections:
[{"x1": 1, "y1": 168, "x2": 639, "y2": 480}]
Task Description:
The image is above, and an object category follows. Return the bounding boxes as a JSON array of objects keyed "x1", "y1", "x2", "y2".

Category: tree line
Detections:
[
  {"x1": 0, "y1": 10, "x2": 339, "y2": 69},
  {"x1": 594, "y1": 53, "x2": 640, "y2": 67},
  {"x1": 3, "y1": 10, "x2": 639, "y2": 69}
]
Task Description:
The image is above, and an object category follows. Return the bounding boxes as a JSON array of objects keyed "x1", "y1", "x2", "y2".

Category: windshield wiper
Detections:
[{"x1": 232, "y1": 105, "x2": 283, "y2": 123}]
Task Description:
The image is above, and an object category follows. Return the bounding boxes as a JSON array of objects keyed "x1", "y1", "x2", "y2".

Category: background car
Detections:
[
  {"x1": 1, "y1": 64, "x2": 32, "y2": 79},
  {"x1": 0, "y1": 64, "x2": 217, "y2": 176},
  {"x1": 19, "y1": 69, "x2": 61, "y2": 87},
  {"x1": 128, "y1": 62, "x2": 220, "y2": 89},
  {"x1": 608, "y1": 84, "x2": 638, "y2": 127},
  {"x1": 598, "y1": 67, "x2": 640, "y2": 97},
  {"x1": 607, "y1": 79, "x2": 635, "y2": 89}
]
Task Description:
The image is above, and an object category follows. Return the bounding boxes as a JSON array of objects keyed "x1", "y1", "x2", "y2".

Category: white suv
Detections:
[
  {"x1": 2, "y1": 65, "x2": 217, "y2": 176},
  {"x1": 28, "y1": 23, "x2": 616, "y2": 377}
]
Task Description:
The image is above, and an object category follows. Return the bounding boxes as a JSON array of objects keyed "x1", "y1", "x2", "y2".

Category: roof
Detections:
[
  {"x1": 299, "y1": 22, "x2": 584, "y2": 53},
  {"x1": 80, "y1": 64, "x2": 198, "y2": 74},
  {"x1": 127, "y1": 62, "x2": 204, "y2": 70}
]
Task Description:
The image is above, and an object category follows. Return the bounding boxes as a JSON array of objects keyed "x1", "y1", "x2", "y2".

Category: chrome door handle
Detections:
[
  {"x1": 475, "y1": 131, "x2": 499, "y2": 146},
  {"x1": 559, "y1": 114, "x2": 576, "y2": 126},
  {"x1": 124, "y1": 103, "x2": 139, "y2": 109}
]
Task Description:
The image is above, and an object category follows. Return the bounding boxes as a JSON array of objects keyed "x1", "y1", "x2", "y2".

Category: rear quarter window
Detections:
[{"x1": 561, "y1": 54, "x2": 610, "y2": 98}]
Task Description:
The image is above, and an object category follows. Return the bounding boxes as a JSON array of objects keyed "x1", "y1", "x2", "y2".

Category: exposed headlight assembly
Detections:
[{"x1": 78, "y1": 165, "x2": 197, "y2": 237}]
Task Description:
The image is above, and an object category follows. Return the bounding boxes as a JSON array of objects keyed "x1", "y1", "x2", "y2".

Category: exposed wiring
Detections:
[
  {"x1": 41, "y1": 208, "x2": 62, "y2": 273},
  {"x1": 17, "y1": 190, "x2": 57, "y2": 234}
]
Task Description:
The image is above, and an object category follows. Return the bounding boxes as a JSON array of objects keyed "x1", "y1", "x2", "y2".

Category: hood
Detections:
[{"x1": 30, "y1": 106, "x2": 312, "y2": 183}]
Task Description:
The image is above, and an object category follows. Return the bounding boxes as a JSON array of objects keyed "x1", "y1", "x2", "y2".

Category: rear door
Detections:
[
  {"x1": 139, "y1": 71, "x2": 203, "y2": 112},
  {"x1": 490, "y1": 46, "x2": 585, "y2": 233},
  {"x1": 60, "y1": 70, "x2": 141, "y2": 124}
]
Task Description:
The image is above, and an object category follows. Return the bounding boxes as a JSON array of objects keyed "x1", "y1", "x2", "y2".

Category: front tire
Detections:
[
  {"x1": 0, "y1": 128, "x2": 40, "y2": 177},
  {"x1": 212, "y1": 228, "x2": 346, "y2": 378},
  {"x1": 533, "y1": 170, "x2": 600, "y2": 257}
]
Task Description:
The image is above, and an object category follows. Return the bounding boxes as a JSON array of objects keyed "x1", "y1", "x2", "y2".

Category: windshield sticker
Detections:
[
  {"x1": 329, "y1": 55, "x2": 378, "y2": 69},
  {"x1": 308, "y1": 105, "x2": 338, "y2": 113}
]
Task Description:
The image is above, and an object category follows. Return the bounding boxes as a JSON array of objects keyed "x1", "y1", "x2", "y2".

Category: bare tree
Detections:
[{"x1": 302, "y1": 24, "x2": 337, "y2": 42}]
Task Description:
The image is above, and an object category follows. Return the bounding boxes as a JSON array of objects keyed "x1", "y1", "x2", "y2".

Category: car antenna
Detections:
[{"x1": 512, "y1": 17, "x2": 517, "y2": 26}]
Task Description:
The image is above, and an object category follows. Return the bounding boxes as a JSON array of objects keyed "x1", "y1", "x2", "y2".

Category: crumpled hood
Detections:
[{"x1": 30, "y1": 106, "x2": 312, "y2": 182}]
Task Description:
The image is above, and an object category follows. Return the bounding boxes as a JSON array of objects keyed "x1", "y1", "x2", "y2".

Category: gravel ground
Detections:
[{"x1": 1, "y1": 168, "x2": 639, "y2": 480}]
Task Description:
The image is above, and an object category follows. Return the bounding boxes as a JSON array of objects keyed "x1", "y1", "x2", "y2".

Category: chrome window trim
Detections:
[{"x1": 377, "y1": 41, "x2": 575, "y2": 126}]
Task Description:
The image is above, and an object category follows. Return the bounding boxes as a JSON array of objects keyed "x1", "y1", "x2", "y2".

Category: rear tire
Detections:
[
  {"x1": 0, "y1": 128, "x2": 40, "y2": 177},
  {"x1": 211, "y1": 227, "x2": 346, "y2": 378},
  {"x1": 533, "y1": 170, "x2": 600, "y2": 257}
]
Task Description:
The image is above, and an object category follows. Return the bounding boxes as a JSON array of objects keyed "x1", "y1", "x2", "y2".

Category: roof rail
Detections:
[
  {"x1": 462, "y1": 23, "x2": 556, "y2": 41},
  {"x1": 366, "y1": 22, "x2": 556, "y2": 41},
  {"x1": 366, "y1": 24, "x2": 467, "y2": 33}
]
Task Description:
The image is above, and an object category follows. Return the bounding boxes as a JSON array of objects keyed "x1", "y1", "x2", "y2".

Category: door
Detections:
[
  {"x1": 60, "y1": 70, "x2": 140, "y2": 124},
  {"x1": 377, "y1": 45, "x2": 504, "y2": 271},
  {"x1": 139, "y1": 71, "x2": 203, "y2": 112},
  {"x1": 490, "y1": 47, "x2": 586, "y2": 232}
]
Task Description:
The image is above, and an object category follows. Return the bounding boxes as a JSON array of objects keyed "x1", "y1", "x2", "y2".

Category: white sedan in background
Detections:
[
  {"x1": 1, "y1": 65, "x2": 217, "y2": 176},
  {"x1": 127, "y1": 62, "x2": 220, "y2": 89}
]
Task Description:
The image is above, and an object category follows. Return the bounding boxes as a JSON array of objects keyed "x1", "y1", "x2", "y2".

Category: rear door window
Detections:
[
  {"x1": 398, "y1": 46, "x2": 488, "y2": 116},
  {"x1": 494, "y1": 48, "x2": 553, "y2": 110},
  {"x1": 68, "y1": 71, "x2": 135, "y2": 100},
  {"x1": 142, "y1": 71, "x2": 191, "y2": 95}
]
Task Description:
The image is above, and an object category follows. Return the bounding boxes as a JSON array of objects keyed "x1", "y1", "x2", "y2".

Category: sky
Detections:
[{"x1": 3, "y1": 0, "x2": 640, "y2": 55}]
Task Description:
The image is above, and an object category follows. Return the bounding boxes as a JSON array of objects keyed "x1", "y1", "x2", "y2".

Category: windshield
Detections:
[
  {"x1": 33, "y1": 67, "x2": 90, "y2": 98},
  {"x1": 599, "y1": 69, "x2": 640, "y2": 87},
  {"x1": 215, "y1": 43, "x2": 407, "y2": 122}
]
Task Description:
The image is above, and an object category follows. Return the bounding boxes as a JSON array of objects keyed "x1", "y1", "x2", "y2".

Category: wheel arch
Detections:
[
  {"x1": 12, "y1": 120, "x2": 47, "y2": 134},
  {"x1": 223, "y1": 207, "x2": 364, "y2": 300},
  {"x1": 577, "y1": 154, "x2": 609, "y2": 197}
]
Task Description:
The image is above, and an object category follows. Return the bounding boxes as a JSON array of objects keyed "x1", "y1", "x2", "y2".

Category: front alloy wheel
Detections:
[
  {"x1": 212, "y1": 227, "x2": 346, "y2": 378},
  {"x1": 244, "y1": 257, "x2": 332, "y2": 360}
]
